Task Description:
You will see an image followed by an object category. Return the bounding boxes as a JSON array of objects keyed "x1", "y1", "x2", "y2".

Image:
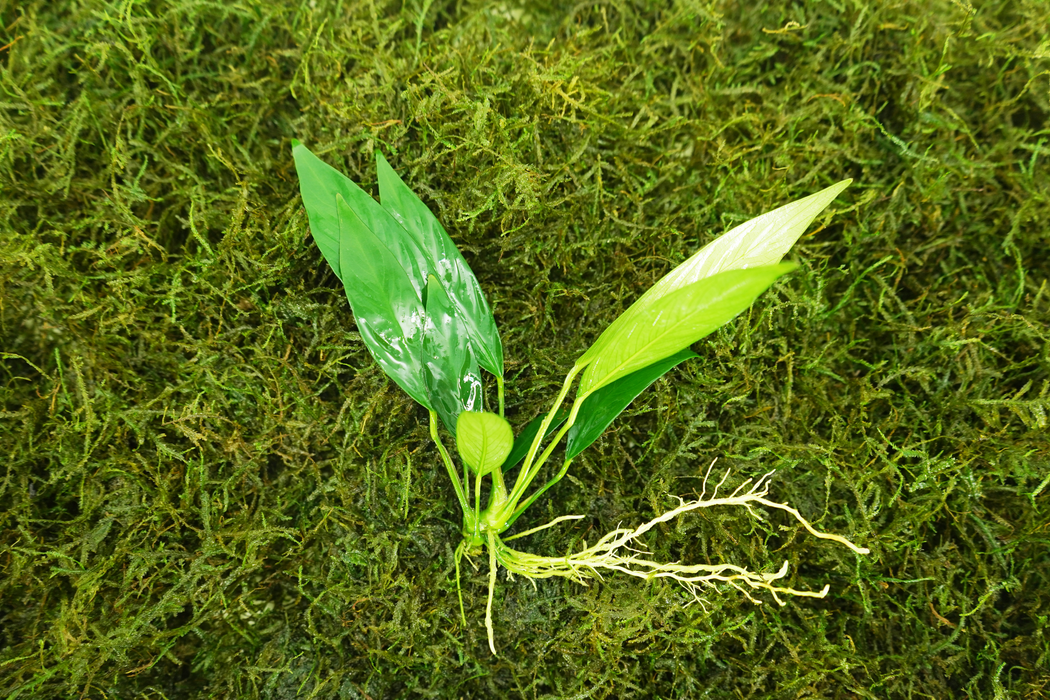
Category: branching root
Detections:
[{"x1": 494, "y1": 465, "x2": 869, "y2": 608}]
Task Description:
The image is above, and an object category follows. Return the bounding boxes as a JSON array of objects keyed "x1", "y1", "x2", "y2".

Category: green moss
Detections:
[{"x1": 1, "y1": 0, "x2": 1047, "y2": 697}]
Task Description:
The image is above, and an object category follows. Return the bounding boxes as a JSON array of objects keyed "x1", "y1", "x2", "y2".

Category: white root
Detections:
[
  {"x1": 498, "y1": 464, "x2": 864, "y2": 620},
  {"x1": 476, "y1": 463, "x2": 869, "y2": 653}
]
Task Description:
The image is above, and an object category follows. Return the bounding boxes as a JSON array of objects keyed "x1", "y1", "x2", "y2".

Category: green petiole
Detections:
[
  {"x1": 496, "y1": 373, "x2": 505, "y2": 418},
  {"x1": 504, "y1": 458, "x2": 575, "y2": 530},
  {"x1": 506, "y1": 365, "x2": 583, "y2": 508},
  {"x1": 430, "y1": 411, "x2": 467, "y2": 513}
]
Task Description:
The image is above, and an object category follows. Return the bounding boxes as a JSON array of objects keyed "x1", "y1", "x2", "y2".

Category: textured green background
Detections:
[{"x1": 1, "y1": 0, "x2": 1047, "y2": 697}]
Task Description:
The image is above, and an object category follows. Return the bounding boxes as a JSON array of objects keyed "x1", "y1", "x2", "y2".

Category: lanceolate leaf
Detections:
[
  {"x1": 501, "y1": 407, "x2": 570, "y2": 473},
  {"x1": 456, "y1": 411, "x2": 514, "y2": 475},
  {"x1": 566, "y1": 349, "x2": 697, "y2": 460},
  {"x1": 633, "y1": 179, "x2": 851, "y2": 312},
  {"x1": 422, "y1": 275, "x2": 483, "y2": 435},
  {"x1": 577, "y1": 181, "x2": 851, "y2": 374},
  {"x1": 293, "y1": 141, "x2": 430, "y2": 300},
  {"x1": 579, "y1": 264, "x2": 796, "y2": 395},
  {"x1": 376, "y1": 151, "x2": 504, "y2": 378},
  {"x1": 334, "y1": 195, "x2": 430, "y2": 408}
]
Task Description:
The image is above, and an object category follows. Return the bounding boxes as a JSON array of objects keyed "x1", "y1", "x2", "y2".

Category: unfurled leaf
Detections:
[
  {"x1": 566, "y1": 349, "x2": 697, "y2": 460},
  {"x1": 457, "y1": 411, "x2": 514, "y2": 475},
  {"x1": 501, "y1": 407, "x2": 570, "y2": 473},
  {"x1": 575, "y1": 183, "x2": 849, "y2": 377},
  {"x1": 577, "y1": 181, "x2": 851, "y2": 378},
  {"x1": 334, "y1": 195, "x2": 430, "y2": 408},
  {"x1": 422, "y1": 275, "x2": 483, "y2": 434},
  {"x1": 293, "y1": 140, "x2": 430, "y2": 300},
  {"x1": 638, "y1": 180, "x2": 851, "y2": 307},
  {"x1": 579, "y1": 264, "x2": 796, "y2": 395},
  {"x1": 376, "y1": 151, "x2": 504, "y2": 377}
]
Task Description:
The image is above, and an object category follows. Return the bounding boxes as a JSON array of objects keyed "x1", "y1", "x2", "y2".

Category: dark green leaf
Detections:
[
  {"x1": 566, "y1": 349, "x2": 697, "y2": 460},
  {"x1": 334, "y1": 195, "x2": 430, "y2": 408},
  {"x1": 422, "y1": 275, "x2": 483, "y2": 435},
  {"x1": 501, "y1": 407, "x2": 570, "y2": 472},
  {"x1": 376, "y1": 151, "x2": 504, "y2": 377},
  {"x1": 293, "y1": 141, "x2": 430, "y2": 300},
  {"x1": 579, "y1": 264, "x2": 796, "y2": 395}
]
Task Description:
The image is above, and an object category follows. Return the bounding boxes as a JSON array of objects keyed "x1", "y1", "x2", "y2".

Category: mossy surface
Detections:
[{"x1": 1, "y1": 1, "x2": 1047, "y2": 697}]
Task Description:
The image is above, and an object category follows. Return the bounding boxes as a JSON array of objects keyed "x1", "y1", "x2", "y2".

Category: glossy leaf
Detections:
[
  {"x1": 501, "y1": 407, "x2": 570, "y2": 472},
  {"x1": 577, "y1": 181, "x2": 851, "y2": 374},
  {"x1": 639, "y1": 179, "x2": 851, "y2": 308},
  {"x1": 376, "y1": 151, "x2": 504, "y2": 377},
  {"x1": 566, "y1": 349, "x2": 697, "y2": 460},
  {"x1": 422, "y1": 275, "x2": 483, "y2": 435},
  {"x1": 456, "y1": 411, "x2": 514, "y2": 475},
  {"x1": 293, "y1": 140, "x2": 430, "y2": 300},
  {"x1": 579, "y1": 264, "x2": 796, "y2": 395},
  {"x1": 334, "y1": 195, "x2": 430, "y2": 408}
]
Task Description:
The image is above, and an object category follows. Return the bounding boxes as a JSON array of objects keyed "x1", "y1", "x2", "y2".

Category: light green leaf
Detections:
[
  {"x1": 640, "y1": 179, "x2": 851, "y2": 305},
  {"x1": 334, "y1": 195, "x2": 430, "y2": 408},
  {"x1": 293, "y1": 140, "x2": 430, "y2": 300},
  {"x1": 579, "y1": 264, "x2": 796, "y2": 395},
  {"x1": 456, "y1": 411, "x2": 514, "y2": 475},
  {"x1": 577, "y1": 180, "x2": 849, "y2": 371},
  {"x1": 422, "y1": 275, "x2": 483, "y2": 435},
  {"x1": 376, "y1": 151, "x2": 504, "y2": 377}
]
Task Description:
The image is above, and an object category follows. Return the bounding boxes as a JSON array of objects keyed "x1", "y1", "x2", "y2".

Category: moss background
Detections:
[{"x1": 1, "y1": 0, "x2": 1048, "y2": 697}]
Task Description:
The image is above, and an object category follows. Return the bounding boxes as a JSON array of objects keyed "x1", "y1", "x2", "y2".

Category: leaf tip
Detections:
[
  {"x1": 828, "y1": 178, "x2": 852, "y2": 195},
  {"x1": 375, "y1": 148, "x2": 391, "y2": 170},
  {"x1": 772, "y1": 261, "x2": 800, "y2": 280}
]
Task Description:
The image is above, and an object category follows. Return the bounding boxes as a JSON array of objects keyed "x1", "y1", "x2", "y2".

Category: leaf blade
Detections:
[
  {"x1": 578, "y1": 180, "x2": 850, "y2": 368},
  {"x1": 566, "y1": 349, "x2": 697, "y2": 460},
  {"x1": 376, "y1": 151, "x2": 504, "y2": 377},
  {"x1": 456, "y1": 411, "x2": 514, "y2": 475},
  {"x1": 293, "y1": 141, "x2": 430, "y2": 299},
  {"x1": 579, "y1": 264, "x2": 796, "y2": 395},
  {"x1": 334, "y1": 195, "x2": 430, "y2": 408},
  {"x1": 643, "y1": 179, "x2": 850, "y2": 303},
  {"x1": 422, "y1": 275, "x2": 483, "y2": 435}
]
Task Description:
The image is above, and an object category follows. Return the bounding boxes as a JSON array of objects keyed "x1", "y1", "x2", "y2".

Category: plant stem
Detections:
[
  {"x1": 454, "y1": 540, "x2": 467, "y2": 626},
  {"x1": 485, "y1": 530, "x2": 498, "y2": 656},
  {"x1": 514, "y1": 394, "x2": 586, "y2": 495},
  {"x1": 507, "y1": 364, "x2": 583, "y2": 507},
  {"x1": 506, "y1": 385, "x2": 592, "y2": 517},
  {"x1": 430, "y1": 410, "x2": 468, "y2": 512},
  {"x1": 402, "y1": 452, "x2": 411, "y2": 518},
  {"x1": 488, "y1": 463, "x2": 509, "y2": 509},
  {"x1": 496, "y1": 374, "x2": 505, "y2": 417},
  {"x1": 505, "y1": 458, "x2": 574, "y2": 529}
]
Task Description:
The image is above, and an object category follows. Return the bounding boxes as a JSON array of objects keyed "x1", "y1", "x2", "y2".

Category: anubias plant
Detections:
[{"x1": 292, "y1": 141, "x2": 869, "y2": 654}]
